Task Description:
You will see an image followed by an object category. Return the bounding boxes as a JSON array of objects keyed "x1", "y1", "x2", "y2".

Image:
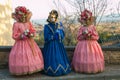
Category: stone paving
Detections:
[{"x1": 0, "y1": 65, "x2": 120, "y2": 80}]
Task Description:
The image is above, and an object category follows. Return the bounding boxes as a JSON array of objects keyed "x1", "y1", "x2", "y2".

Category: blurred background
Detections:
[{"x1": 0, "y1": 0, "x2": 120, "y2": 47}]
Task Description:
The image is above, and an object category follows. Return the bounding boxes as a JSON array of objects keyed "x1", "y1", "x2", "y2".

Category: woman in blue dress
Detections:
[{"x1": 43, "y1": 10, "x2": 71, "y2": 76}]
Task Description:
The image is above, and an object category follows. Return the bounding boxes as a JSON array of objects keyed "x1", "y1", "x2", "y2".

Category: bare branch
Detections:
[{"x1": 117, "y1": 1, "x2": 120, "y2": 16}]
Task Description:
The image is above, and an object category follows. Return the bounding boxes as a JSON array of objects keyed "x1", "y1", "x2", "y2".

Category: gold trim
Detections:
[
  {"x1": 47, "y1": 25, "x2": 54, "y2": 34},
  {"x1": 45, "y1": 64, "x2": 71, "y2": 73}
]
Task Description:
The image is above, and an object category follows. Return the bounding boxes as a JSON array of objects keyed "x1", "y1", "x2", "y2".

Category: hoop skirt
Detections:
[
  {"x1": 9, "y1": 22, "x2": 44, "y2": 75},
  {"x1": 72, "y1": 25, "x2": 104, "y2": 73}
]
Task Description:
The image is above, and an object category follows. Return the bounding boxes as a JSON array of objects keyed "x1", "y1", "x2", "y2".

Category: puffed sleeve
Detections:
[
  {"x1": 77, "y1": 27, "x2": 84, "y2": 40},
  {"x1": 12, "y1": 22, "x2": 21, "y2": 40},
  {"x1": 91, "y1": 26, "x2": 99, "y2": 40},
  {"x1": 44, "y1": 25, "x2": 54, "y2": 43}
]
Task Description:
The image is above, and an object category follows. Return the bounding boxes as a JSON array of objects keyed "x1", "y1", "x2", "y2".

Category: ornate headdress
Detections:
[
  {"x1": 80, "y1": 9, "x2": 92, "y2": 21},
  {"x1": 47, "y1": 10, "x2": 58, "y2": 23},
  {"x1": 12, "y1": 6, "x2": 28, "y2": 22}
]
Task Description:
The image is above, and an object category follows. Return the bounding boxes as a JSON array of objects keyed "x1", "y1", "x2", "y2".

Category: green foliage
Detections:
[
  {"x1": 34, "y1": 31, "x2": 44, "y2": 46},
  {"x1": 98, "y1": 32, "x2": 116, "y2": 43},
  {"x1": 34, "y1": 25, "x2": 119, "y2": 46},
  {"x1": 99, "y1": 32, "x2": 112, "y2": 40}
]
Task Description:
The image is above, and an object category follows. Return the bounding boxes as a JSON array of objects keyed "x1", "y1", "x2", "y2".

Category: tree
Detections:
[
  {"x1": 52, "y1": 0, "x2": 120, "y2": 46},
  {"x1": 63, "y1": 0, "x2": 108, "y2": 26},
  {"x1": 117, "y1": 1, "x2": 120, "y2": 16},
  {"x1": 52, "y1": 0, "x2": 108, "y2": 45},
  {"x1": 53, "y1": 0, "x2": 79, "y2": 46}
]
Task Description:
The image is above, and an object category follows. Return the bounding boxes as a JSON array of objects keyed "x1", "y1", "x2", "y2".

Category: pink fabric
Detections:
[
  {"x1": 9, "y1": 22, "x2": 44, "y2": 75},
  {"x1": 72, "y1": 25, "x2": 104, "y2": 73}
]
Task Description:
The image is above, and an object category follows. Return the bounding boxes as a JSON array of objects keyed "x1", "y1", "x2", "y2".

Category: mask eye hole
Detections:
[{"x1": 50, "y1": 15, "x2": 56, "y2": 18}]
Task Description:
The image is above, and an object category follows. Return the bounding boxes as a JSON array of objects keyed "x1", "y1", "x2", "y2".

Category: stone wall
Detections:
[{"x1": 0, "y1": 46, "x2": 120, "y2": 68}]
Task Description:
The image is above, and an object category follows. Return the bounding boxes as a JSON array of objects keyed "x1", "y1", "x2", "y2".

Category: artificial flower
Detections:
[
  {"x1": 82, "y1": 29, "x2": 92, "y2": 39},
  {"x1": 12, "y1": 6, "x2": 28, "y2": 22}
]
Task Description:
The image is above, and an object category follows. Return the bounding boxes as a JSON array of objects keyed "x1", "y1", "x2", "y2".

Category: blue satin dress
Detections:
[{"x1": 43, "y1": 22, "x2": 71, "y2": 76}]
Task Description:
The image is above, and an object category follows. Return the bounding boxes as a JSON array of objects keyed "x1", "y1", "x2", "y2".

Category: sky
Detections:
[
  {"x1": 11, "y1": 0, "x2": 54, "y2": 19},
  {"x1": 11, "y1": 0, "x2": 72, "y2": 19},
  {"x1": 1, "y1": 0, "x2": 120, "y2": 20}
]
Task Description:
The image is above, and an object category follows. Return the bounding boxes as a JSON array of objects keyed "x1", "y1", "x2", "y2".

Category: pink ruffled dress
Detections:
[
  {"x1": 72, "y1": 25, "x2": 104, "y2": 73},
  {"x1": 9, "y1": 22, "x2": 44, "y2": 75}
]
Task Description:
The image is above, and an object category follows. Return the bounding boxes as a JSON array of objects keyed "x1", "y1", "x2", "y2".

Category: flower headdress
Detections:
[
  {"x1": 12, "y1": 6, "x2": 28, "y2": 22},
  {"x1": 80, "y1": 9, "x2": 92, "y2": 21}
]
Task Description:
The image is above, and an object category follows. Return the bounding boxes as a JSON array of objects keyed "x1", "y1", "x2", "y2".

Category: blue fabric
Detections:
[
  {"x1": 43, "y1": 22, "x2": 71, "y2": 76},
  {"x1": 56, "y1": 29, "x2": 64, "y2": 40},
  {"x1": 53, "y1": 32, "x2": 59, "y2": 40},
  {"x1": 59, "y1": 21, "x2": 63, "y2": 26}
]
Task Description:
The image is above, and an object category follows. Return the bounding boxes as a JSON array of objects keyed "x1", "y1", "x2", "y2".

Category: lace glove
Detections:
[{"x1": 20, "y1": 33, "x2": 28, "y2": 40}]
